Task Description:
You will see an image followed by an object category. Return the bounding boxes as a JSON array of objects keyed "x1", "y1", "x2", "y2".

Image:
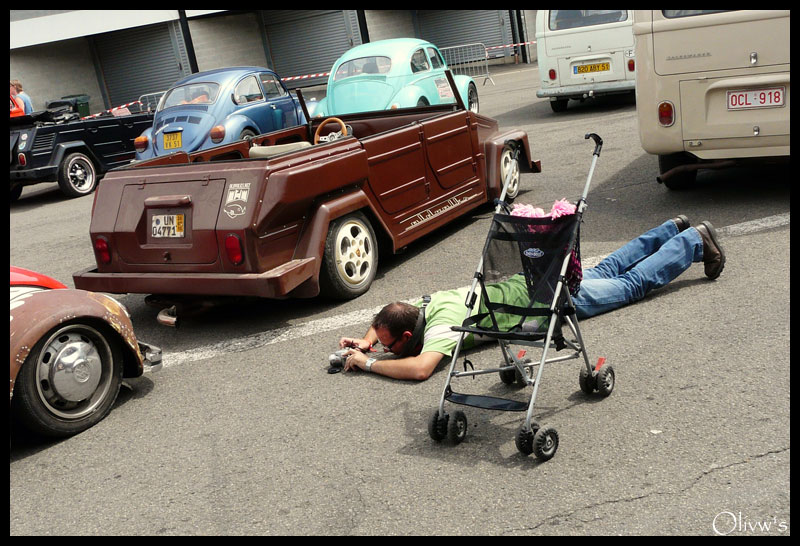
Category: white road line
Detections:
[{"x1": 161, "y1": 214, "x2": 788, "y2": 368}]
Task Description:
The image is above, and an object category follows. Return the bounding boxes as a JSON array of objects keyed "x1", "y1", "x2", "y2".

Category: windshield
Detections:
[
  {"x1": 159, "y1": 83, "x2": 220, "y2": 111},
  {"x1": 334, "y1": 56, "x2": 392, "y2": 81}
]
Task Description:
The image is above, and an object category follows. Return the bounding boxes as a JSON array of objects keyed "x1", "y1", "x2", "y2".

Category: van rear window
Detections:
[{"x1": 548, "y1": 10, "x2": 627, "y2": 31}]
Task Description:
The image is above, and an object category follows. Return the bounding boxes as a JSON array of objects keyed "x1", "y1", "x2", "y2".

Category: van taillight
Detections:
[
  {"x1": 627, "y1": 59, "x2": 635, "y2": 72},
  {"x1": 210, "y1": 125, "x2": 226, "y2": 143},
  {"x1": 224, "y1": 233, "x2": 244, "y2": 265},
  {"x1": 658, "y1": 101, "x2": 675, "y2": 127},
  {"x1": 134, "y1": 135, "x2": 149, "y2": 153},
  {"x1": 17, "y1": 153, "x2": 26, "y2": 166},
  {"x1": 548, "y1": 69, "x2": 557, "y2": 80},
  {"x1": 94, "y1": 236, "x2": 111, "y2": 264}
]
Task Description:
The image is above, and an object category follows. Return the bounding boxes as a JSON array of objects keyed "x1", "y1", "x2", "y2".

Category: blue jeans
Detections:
[{"x1": 573, "y1": 220, "x2": 703, "y2": 319}]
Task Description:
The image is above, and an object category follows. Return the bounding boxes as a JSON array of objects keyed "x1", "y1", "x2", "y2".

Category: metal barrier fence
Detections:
[
  {"x1": 440, "y1": 43, "x2": 494, "y2": 86},
  {"x1": 138, "y1": 91, "x2": 167, "y2": 112}
]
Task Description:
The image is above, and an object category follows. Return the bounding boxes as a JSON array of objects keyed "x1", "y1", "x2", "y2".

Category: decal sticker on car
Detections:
[{"x1": 224, "y1": 182, "x2": 251, "y2": 219}]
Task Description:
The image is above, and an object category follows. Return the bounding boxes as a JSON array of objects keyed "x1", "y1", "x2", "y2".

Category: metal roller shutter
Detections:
[
  {"x1": 93, "y1": 22, "x2": 190, "y2": 107},
  {"x1": 261, "y1": 10, "x2": 363, "y2": 87},
  {"x1": 417, "y1": 10, "x2": 513, "y2": 57}
]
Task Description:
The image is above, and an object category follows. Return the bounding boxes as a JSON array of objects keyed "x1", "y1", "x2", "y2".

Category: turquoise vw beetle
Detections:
[{"x1": 310, "y1": 38, "x2": 479, "y2": 116}]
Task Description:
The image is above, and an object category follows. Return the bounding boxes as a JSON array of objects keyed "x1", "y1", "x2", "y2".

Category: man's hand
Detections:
[
  {"x1": 339, "y1": 337, "x2": 372, "y2": 352},
  {"x1": 342, "y1": 349, "x2": 369, "y2": 372}
]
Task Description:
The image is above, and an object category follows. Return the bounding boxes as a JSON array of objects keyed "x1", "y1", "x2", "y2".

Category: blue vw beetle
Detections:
[
  {"x1": 310, "y1": 38, "x2": 479, "y2": 117},
  {"x1": 134, "y1": 67, "x2": 307, "y2": 159}
]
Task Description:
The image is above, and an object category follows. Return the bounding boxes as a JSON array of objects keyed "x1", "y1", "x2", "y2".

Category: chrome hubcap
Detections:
[
  {"x1": 35, "y1": 325, "x2": 112, "y2": 420},
  {"x1": 334, "y1": 220, "x2": 374, "y2": 288}
]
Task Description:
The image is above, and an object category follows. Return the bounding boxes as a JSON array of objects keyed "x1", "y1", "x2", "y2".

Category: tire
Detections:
[
  {"x1": 467, "y1": 82, "x2": 479, "y2": 113},
  {"x1": 319, "y1": 212, "x2": 379, "y2": 299},
  {"x1": 446, "y1": 410, "x2": 468, "y2": 445},
  {"x1": 550, "y1": 99, "x2": 568, "y2": 113},
  {"x1": 596, "y1": 364, "x2": 615, "y2": 397},
  {"x1": 10, "y1": 183, "x2": 23, "y2": 202},
  {"x1": 240, "y1": 128, "x2": 257, "y2": 140},
  {"x1": 658, "y1": 153, "x2": 697, "y2": 190},
  {"x1": 579, "y1": 364, "x2": 596, "y2": 394},
  {"x1": 499, "y1": 365, "x2": 517, "y2": 385},
  {"x1": 533, "y1": 426, "x2": 559, "y2": 461},
  {"x1": 428, "y1": 410, "x2": 448, "y2": 442},
  {"x1": 11, "y1": 321, "x2": 123, "y2": 438},
  {"x1": 515, "y1": 421, "x2": 540, "y2": 455},
  {"x1": 500, "y1": 143, "x2": 521, "y2": 201},
  {"x1": 58, "y1": 152, "x2": 98, "y2": 198}
]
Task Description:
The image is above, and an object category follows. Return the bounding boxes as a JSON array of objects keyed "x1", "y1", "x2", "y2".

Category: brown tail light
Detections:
[{"x1": 210, "y1": 125, "x2": 226, "y2": 144}]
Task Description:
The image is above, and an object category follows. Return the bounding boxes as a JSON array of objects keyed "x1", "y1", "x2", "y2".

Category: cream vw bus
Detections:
[
  {"x1": 536, "y1": 10, "x2": 636, "y2": 112},
  {"x1": 634, "y1": 10, "x2": 790, "y2": 189}
]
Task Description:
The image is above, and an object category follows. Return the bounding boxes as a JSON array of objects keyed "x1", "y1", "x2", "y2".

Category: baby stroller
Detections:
[{"x1": 427, "y1": 134, "x2": 615, "y2": 460}]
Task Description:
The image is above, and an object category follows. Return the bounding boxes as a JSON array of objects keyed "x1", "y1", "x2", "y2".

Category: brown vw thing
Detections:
[{"x1": 74, "y1": 80, "x2": 540, "y2": 303}]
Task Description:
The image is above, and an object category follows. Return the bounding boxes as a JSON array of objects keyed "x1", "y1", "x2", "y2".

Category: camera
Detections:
[{"x1": 328, "y1": 348, "x2": 350, "y2": 368}]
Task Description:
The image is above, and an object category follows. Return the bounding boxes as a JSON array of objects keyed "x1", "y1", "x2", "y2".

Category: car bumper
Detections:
[
  {"x1": 139, "y1": 341, "x2": 163, "y2": 373},
  {"x1": 537, "y1": 80, "x2": 635, "y2": 100},
  {"x1": 72, "y1": 258, "x2": 317, "y2": 298},
  {"x1": 10, "y1": 165, "x2": 58, "y2": 182}
]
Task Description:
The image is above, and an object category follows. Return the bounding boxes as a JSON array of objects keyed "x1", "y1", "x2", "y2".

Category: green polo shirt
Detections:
[{"x1": 415, "y1": 274, "x2": 548, "y2": 357}]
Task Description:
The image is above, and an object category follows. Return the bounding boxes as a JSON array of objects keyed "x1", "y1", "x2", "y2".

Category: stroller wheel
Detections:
[
  {"x1": 579, "y1": 365, "x2": 597, "y2": 394},
  {"x1": 499, "y1": 366, "x2": 516, "y2": 385},
  {"x1": 533, "y1": 426, "x2": 559, "y2": 461},
  {"x1": 428, "y1": 410, "x2": 448, "y2": 442},
  {"x1": 596, "y1": 365, "x2": 615, "y2": 397},
  {"x1": 515, "y1": 421, "x2": 540, "y2": 455},
  {"x1": 446, "y1": 410, "x2": 468, "y2": 445}
]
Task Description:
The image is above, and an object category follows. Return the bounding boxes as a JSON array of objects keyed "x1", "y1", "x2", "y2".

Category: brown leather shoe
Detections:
[
  {"x1": 671, "y1": 215, "x2": 690, "y2": 232},
  {"x1": 695, "y1": 221, "x2": 726, "y2": 279}
]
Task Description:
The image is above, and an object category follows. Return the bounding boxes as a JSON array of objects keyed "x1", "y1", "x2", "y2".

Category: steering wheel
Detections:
[{"x1": 314, "y1": 117, "x2": 348, "y2": 144}]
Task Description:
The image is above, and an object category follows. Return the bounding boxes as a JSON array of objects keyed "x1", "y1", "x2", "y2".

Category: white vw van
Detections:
[
  {"x1": 535, "y1": 10, "x2": 636, "y2": 112},
  {"x1": 634, "y1": 10, "x2": 790, "y2": 189}
]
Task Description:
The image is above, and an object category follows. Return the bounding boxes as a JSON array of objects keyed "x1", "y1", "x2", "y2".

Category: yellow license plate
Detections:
[
  {"x1": 574, "y1": 62, "x2": 610, "y2": 74},
  {"x1": 163, "y1": 132, "x2": 182, "y2": 150},
  {"x1": 152, "y1": 214, "x2": 185, "y2": 238}
]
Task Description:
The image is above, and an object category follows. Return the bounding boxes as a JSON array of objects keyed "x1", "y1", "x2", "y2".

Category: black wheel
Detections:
[
  {"x1": 515, "y1": 421, "x2": 540, "y2": 455},
  {"x1": 550, "y1": 99, "x2": 568, "y2": 113},
  {"x1": 499, "y1": 143, "x2": 521, "y2": 201},
  {"x1": 10, "y1": 183, "x2": 23, "y2": 202},
  {"x1": 446, "y1": 410, "x2": 468, "y2": 445},
  {"x1": 533, "y1": 426, "x2": 559, "y2": 461},
  {"x1": 58, "y1": 152, "x2": 97, "y2": 198},
  {"x1": 579, "y1": 364, "x2": 596, "y2": 394},
  {"x1": 319, "y1": 212, "x2": 379, "y2": 299},
  {"x1": 499, "y1": 362, "x2": 516, "y2": 385},
  {"x1": 596, "y1": 364, "x2": 615, "y2": 397},
  {"x1": 11, "y1": 321, "x2": 123, "y2": 438},
  {"x1": 467, "y1": 82, "x2": 479, "y2": 113},
  {"x1": 427, "y1": 410, "x2": 448, "y2": 442},
  {"x1": 658, "y1": 153, "x2": 697, "y2": 190}
]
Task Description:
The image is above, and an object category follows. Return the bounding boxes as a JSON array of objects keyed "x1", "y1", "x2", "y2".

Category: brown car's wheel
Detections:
[
  {"x1": 58, "y1": 152, "x2": 98, "y2": 198},
  {"x1": 319, "y1": 212, "x2": 379, "y2": 299},
  {"x1": 11, "y1": 321, "x2": 123, "y2": 438},
  {"x1": 500, "y1": 143, "x2": 521, "y2": 201}
]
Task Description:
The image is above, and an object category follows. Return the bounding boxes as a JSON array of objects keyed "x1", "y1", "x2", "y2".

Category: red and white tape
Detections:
[
  {"x1": 486, "y1": 40, "x2": 536, "y2": 51},
  {"x1": 82, "y1": 100, "x2": 144, "y2": 119},
  {"x1": 281, "y1": 72, "x2": 331, "y2": 82}
]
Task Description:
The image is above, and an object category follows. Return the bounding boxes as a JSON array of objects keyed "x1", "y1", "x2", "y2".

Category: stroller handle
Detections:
[{"x1": 585, "y1": 133, "x2": 603, "y2": 156}]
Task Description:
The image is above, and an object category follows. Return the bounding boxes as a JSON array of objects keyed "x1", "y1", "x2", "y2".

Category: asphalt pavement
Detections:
[{"x1": 9, "y1": 63, "x2": 790, "y2": 536}]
